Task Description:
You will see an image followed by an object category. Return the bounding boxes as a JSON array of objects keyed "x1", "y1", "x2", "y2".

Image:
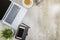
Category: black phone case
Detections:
[{"x1": 15, "y1": 23, "x2": 30, "y2": 40}]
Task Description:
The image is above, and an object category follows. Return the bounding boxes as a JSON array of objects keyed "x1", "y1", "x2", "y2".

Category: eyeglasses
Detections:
[{"x1": 34, "y1": 0, "x2": 43, "y2": 5}]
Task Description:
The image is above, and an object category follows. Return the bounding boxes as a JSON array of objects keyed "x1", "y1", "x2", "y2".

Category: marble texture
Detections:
[
  {"x1": 22, "y1": 0, "x2": 60, "y2": 40},
  {"x1": 0, "y1": 0, "x2": 60, "y2": 40}
]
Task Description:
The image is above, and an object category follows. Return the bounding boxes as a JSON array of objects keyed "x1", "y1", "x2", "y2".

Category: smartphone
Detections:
[{"x1": 15, "y1": 23, "x2": 30, "y2": 40}]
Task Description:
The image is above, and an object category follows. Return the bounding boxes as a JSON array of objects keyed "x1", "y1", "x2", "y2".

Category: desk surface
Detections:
[{"x1": 0, "y1": 0, "x2": 60, "y2": 40}]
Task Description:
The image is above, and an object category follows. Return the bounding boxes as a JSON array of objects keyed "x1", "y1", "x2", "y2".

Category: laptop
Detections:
[{"x1": 1, "y1": 0, "x2": 27, "y2": 30}]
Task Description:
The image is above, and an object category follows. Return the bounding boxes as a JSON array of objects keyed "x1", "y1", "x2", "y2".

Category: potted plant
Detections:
[{"x1": 0, "y1": 29, "x2": 14, "y2": 40}]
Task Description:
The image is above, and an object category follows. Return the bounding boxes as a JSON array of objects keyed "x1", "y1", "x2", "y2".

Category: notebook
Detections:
[{"x1": 0, "y1": 0, "x2": 11, "y2": 20}]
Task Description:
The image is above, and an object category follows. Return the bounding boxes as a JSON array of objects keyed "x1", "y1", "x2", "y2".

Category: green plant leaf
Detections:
[{"x1": 1, "y1": 29, "x2": 13, "y2": 39}]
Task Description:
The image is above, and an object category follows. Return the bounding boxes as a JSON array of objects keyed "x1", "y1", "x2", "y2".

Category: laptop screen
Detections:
[{"x1": 0, "y1": 0, "x2": 11, "y2": 20}]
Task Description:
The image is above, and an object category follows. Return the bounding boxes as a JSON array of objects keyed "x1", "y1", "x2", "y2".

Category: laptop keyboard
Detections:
[{"x1": 5, "y1": 5, "x2": 20, "y2": 24}]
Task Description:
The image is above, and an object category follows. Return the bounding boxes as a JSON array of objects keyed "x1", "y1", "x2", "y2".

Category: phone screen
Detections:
[{"x1": 16, "y1": 28, "x2": 24, "y2": 37}]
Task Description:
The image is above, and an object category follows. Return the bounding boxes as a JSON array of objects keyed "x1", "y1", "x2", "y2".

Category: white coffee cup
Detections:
[{"x1": 22, "y1": 0, "x2": 33, "y2": 8}]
